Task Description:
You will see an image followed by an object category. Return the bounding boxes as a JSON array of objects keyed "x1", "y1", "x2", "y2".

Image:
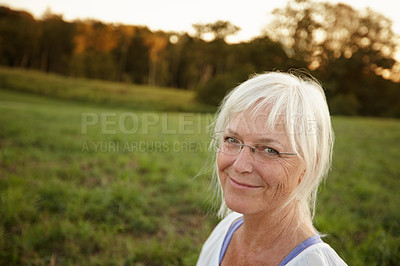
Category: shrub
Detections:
[{"x1": 195, "y1": 71, "x2": 250, "y2": 106}]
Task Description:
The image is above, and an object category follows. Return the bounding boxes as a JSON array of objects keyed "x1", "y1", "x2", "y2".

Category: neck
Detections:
[{"x1": 239, "y1": 202, "x2": 315, "y2": 250}]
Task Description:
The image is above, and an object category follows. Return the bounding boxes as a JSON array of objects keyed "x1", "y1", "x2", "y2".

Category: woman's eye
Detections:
[
  {"x1": 264, "y1": 147, "x2": 278, "y2": 155},
  {"x1": 225, "y1": 137, "x2": 240, "y2": 144}
]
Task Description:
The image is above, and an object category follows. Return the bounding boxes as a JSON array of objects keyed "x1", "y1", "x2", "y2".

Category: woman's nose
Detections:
[{"x1": 232, "y1": 145, "x2": 254, "y2": 173}]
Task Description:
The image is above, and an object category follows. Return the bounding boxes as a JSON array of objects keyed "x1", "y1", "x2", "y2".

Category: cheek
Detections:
[
  {"x1": 258, "y1": 163, "x2": 282, "y2": 185},
  {"x1": 258, "y1": 161, "x2": 297, "y2": 189},
  {"x1": 217, "y1": 151, "x2": 232, "y2": 172},
  {"x1": 275, "y1": 160, "x2": 304, "y2": 190},
  {"x1": 217, "y1": 152, "x2": 234, "y2": 183}
]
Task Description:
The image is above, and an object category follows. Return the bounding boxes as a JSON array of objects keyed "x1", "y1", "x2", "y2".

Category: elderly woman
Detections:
[{"x1": 197, "y1": 72, "x2": 347, "y2": 265}]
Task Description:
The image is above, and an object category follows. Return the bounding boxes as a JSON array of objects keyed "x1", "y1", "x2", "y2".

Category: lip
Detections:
[{"x1": 229, "y1": 177, "x2": 262, "y2": 189}]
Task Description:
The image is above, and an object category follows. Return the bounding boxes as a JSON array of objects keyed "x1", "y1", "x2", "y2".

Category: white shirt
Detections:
[{"x1": 197, "y1": 212, "x2": 347, "y2": 266}]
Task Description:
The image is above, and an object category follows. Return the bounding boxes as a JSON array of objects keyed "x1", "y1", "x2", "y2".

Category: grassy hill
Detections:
[
  {"x1": 0, "y1": 67, "x2": 214, "y2": 113},
  {"x1": 0, "y1": 77, "x2": 399, "y2": 265}
]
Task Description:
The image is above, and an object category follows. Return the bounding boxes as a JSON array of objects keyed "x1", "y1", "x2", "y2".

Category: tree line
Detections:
[{"x1": 0, "y1": 0, "x2": 399, "y2": 117}]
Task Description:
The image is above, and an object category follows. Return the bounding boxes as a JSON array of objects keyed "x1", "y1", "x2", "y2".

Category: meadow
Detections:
[
  {"x1": 0, "y1": 67, "x2": 213, "y2": 113},
  {"x1": 0, "y1": 68, "x2": 399, "y2": 265}
]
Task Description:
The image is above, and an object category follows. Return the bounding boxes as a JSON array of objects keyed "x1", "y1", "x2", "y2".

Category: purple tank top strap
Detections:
[
  {"x1": 279, "y1": 234, "x2": 323, "y2": 265},
  {"x1": 219, "y1": 217, "x2": 244, "y2": 264},
  {"x1": 219, "y1": 218, "x2": 323, "y2": 266}
]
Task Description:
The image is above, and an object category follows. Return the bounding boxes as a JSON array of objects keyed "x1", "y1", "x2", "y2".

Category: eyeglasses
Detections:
[{"x1": 211, "y1": 131, "x2": 297, "y2": 162}]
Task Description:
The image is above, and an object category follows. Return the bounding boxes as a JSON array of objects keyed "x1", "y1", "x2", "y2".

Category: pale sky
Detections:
[{"x1": 1, "y1": 0, "x2": 399, "y2": 44}]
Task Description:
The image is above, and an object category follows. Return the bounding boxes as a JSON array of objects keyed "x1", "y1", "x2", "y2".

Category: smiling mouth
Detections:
[{"x1": 229, "y1": 177, "x2": 262, "y2": 189}]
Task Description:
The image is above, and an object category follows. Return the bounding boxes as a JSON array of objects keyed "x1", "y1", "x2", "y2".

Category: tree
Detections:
[
  {"x1": 194, "y1": 35, "x2": 291, "y2": 106},
  {"x1": 190, "y1": 21, "x2": 241, "y2": 87},
  {"x1": 113, "y1": 25, "x2": 135, "y2": 82},
  {"x1": 265, "y1": 0, "x2": 400, "y2": 116},
  {"x1": 39, "y1": 11, "x2": 75, "y2": 74},
  {"x1": 125, "y1": 28, "x2": 150, "y2": 84},
  {"x1": 192, "y1": 20, "x2": 240, "y2": 42},
  {"x1": 265, "y1": 0, "x2": 398, "y2": 72},
  {"x1": 165, "y1": 34, "x2": 209, "y2": 90},
  {"x1": 0, "y1": 6, "x2": 40, "y2": 68},
  {"x1": 144, "y1": 31, "x2": 169, "y2": 86},
  {"x1": 243, "y1": 36, "x2": 293, "y2": 72},
  {"x1": 69, "y1": 20, "x2": 119, "y2": 80}
]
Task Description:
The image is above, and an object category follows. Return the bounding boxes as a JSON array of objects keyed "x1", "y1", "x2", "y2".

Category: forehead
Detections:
[{"x1": 226, "y1": 110, "x2": 288, "y2": 141}]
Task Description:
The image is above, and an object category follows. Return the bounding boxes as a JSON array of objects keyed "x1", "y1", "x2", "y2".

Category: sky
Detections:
[{"x1": 1, "y1": 0, "x2": 400, "y2": 44}]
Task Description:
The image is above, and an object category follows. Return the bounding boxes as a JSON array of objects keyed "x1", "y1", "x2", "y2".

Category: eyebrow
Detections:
[{"x1": 225, "y1": 128, "x2": 285, "y2": 148}]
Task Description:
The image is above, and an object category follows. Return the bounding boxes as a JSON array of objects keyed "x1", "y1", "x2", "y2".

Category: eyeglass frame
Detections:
[{"x1": 211, "y1": 131, "x2": 298, "y2": 162}]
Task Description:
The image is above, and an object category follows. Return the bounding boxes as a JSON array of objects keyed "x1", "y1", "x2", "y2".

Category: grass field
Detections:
[
  {"x1": 0, "y1": 71, "x2": 399, "y2": 265},
  {"x1": 0, "y1": 67, "x2": 214, "y2": 113}
]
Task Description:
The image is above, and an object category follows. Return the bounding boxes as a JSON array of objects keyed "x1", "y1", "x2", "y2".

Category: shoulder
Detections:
[
  {"x1": 196, "y1": 212, "x2": 242, "y2": 266},
  {"x1": 286, "y1": 242, "x2": 347, "y2": 266}
]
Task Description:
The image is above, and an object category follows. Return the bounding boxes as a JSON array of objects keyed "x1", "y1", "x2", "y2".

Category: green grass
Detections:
[
  {"x1": 0, "y1": 89, "x2": 399, "y2": 265},
  {"x1": 0, "y1": 89, "x2": 217, "y2": 265},
  {"x1": 0, "y1": 67, "x2": 214, "y2": 113},
  {"x1": 316, "y1": 117, "x2": 400, "y2": 265}
]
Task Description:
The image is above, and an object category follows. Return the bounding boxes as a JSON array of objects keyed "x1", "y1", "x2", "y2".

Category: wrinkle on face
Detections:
[{"x1": 217, "y1": 108, "x2": 305, "y2": 215}]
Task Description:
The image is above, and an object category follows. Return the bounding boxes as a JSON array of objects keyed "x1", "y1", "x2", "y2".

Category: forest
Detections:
[{"x1": 1, "y1": 0, "x2": 400, "y2": 117}]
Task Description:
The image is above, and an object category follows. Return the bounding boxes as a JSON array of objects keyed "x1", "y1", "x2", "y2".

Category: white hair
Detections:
[{"x1": 209, "y1": 70, "x2": 334, "y2": 232}]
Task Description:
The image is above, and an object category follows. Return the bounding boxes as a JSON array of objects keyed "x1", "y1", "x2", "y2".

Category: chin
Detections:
[{"x1": 224, "y1": 193, "x2": 255, "y2": 215}]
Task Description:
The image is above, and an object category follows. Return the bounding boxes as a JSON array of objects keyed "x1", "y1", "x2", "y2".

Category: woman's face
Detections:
[{"x1": 217, "y1": 111, "x2": 305, "y2": 216}]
